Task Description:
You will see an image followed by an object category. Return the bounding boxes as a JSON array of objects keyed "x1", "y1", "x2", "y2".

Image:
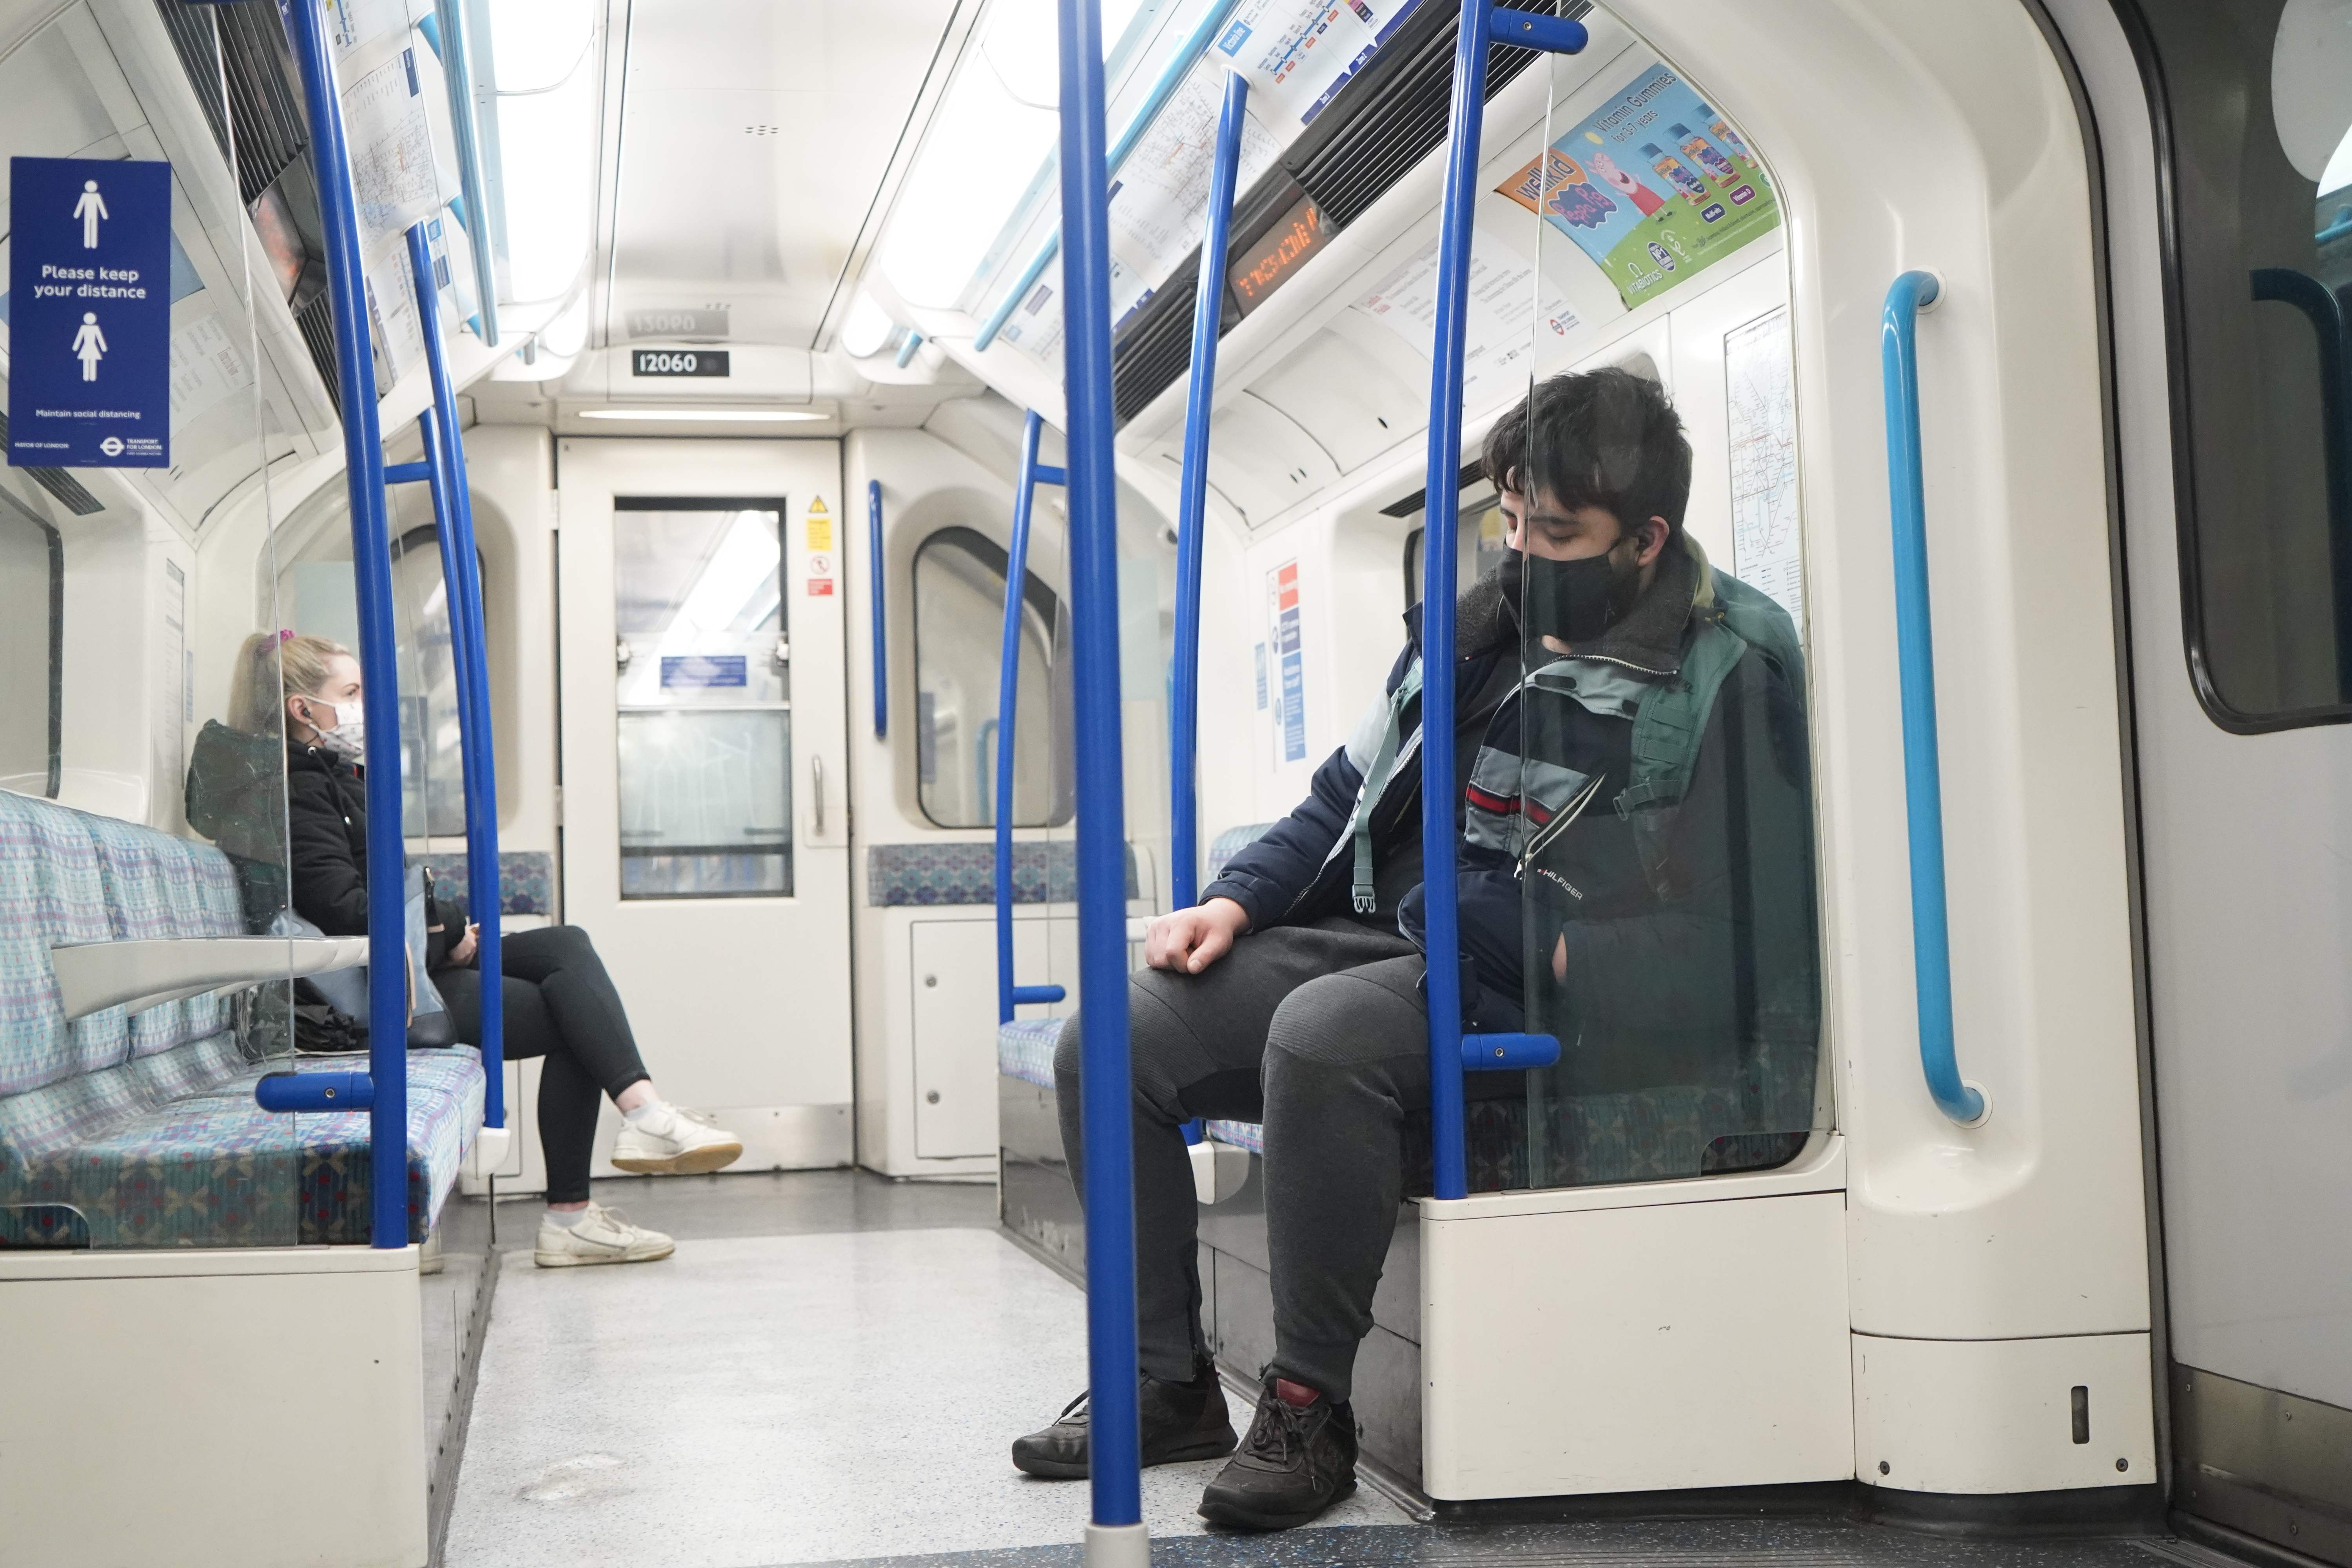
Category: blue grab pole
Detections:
[
  {"x1": 1881, "y1": 270, "x2": 1986, "y2": 1127},
  {"x1": 1057, "y1": 0, "x2": 1146, "y2": 1555},
  {"x1": 1416, "y1": 2, "x2": 1583, "y2": 1200},
  {"x1": 870, "y1": 480, "x2": 889, "y2": 738},
  {"x1": 975, "y1": 0, "x2": 1245, "y2": 352},
  {"x1": 996, "y1": 412, "x2": 1069, "y2": 1023},
  {"x1": 430, "y1": 0, "x2": 499, "y2": 346},
  {"x1": 1169, "y1": 71, "x2": 1248, "y2": 911},
  {"x1": 283, "y1": 0, "x2": 410, "y2": 1249},
  {"x1": 407, "y1": 221, "x2": 505, "y2": 1129},
  {"x1": 1414, "y1": 0, "x2": 1495, "y2": 1205}
]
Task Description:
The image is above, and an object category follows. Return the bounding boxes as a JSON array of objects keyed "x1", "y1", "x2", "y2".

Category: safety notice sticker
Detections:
[{"x1": 7, "y1": 157, "x2": 174, "y2": 468}]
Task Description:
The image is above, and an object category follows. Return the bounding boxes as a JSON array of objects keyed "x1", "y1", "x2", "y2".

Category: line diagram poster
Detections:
[{"x1": 1496, "y1": 64, "x2": 1779, "y2": 309}]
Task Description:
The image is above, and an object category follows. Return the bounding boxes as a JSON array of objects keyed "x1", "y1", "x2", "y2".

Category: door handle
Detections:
[{"x1": 811, "y1": 753, "x2": 825, "y2": 837}]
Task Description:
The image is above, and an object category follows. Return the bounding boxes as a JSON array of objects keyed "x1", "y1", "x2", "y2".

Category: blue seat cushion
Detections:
[
  {"x1": 419, "y1": 851, "x2": 556, "y2": 918},
  {"x1": 996, "y1": 1017, "x2": 1062, "y2": 1089},
  {"x1": 0, "y1": 1042, "x2": 484, "y2": 1249}
]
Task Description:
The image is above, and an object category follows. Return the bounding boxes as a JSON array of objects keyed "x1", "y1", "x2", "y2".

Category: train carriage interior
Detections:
[{"x1": 0, "y1": 0, "x2": 2348, "y2": 1565}]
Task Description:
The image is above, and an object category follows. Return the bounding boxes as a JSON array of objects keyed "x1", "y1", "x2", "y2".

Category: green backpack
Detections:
[{"x1": 1611, "y1": 569, "x2": 1803, "y2": 820}]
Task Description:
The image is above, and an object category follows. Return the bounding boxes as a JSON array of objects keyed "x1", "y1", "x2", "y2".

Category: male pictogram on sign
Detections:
[
  {"x1": 74, "y1": 179, "x2": 107, "y2": 247},
  {"x1": 73, "y1": 312, "x2": 107, "y2": 381}
]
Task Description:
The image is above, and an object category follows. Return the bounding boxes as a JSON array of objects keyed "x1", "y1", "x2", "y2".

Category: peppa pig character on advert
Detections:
[
  {"x1": 1584, "y1": 151, "x2": 1666, "y2": 219},
  {"x1": 1540, "y1": 153, "x2": 1622, "y2": 230}
]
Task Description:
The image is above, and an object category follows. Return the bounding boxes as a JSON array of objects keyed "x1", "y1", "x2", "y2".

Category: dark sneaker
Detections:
[
  {"x1": 1196, "y1": 1376, "x2": 1357, "y2": 1530},
  {"x1": 1011, "y1": 1360, "x2": 1238, "y2": 1479}
]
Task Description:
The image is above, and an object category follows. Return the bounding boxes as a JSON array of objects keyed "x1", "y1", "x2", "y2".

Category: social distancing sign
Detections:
[{"x1": 7, "y1": 157, "x2": 174, "y2": 469}]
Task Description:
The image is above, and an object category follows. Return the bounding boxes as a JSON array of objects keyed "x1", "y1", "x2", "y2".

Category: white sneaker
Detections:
[
  {"x1": 534, "y1": 1202, "x2": 675, "y2": 1268},
  {"x1": 609, "y1": 1104, "x2": 744, "y2": 1176}
]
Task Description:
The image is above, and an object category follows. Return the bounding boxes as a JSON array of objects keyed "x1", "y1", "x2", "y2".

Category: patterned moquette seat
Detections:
[{"x1": 0, "y1": 789, "x2": 483, "y2": 1248}]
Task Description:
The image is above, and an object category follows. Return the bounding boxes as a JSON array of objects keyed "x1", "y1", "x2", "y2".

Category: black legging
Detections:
[{"x1": 435, "y1": 925, "x2": 651, "y2": 1204}]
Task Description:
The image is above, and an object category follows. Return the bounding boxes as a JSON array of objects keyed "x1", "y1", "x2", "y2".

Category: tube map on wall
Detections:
[{"x1": 1497, "y1": 64, "x2": 1778, "y2": 309}]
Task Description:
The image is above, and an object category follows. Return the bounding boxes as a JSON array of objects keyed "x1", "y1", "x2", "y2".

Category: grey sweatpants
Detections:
[{"x1": 1052, "y1": 916, "x2": 1434, "y2": 1403}]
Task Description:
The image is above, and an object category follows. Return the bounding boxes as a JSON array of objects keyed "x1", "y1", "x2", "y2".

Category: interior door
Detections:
[
  {"x1": 557, "y1": 439, "x2": 853, "y2": 1167},
  {"x1": 2105, "y1": 0, "x2": 2352, "y2": 1558}
]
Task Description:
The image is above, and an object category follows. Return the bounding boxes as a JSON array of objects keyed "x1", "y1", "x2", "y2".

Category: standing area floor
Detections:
[{"x1": 437, "y1": 1172, "x2": 2203, "y2": 1568}]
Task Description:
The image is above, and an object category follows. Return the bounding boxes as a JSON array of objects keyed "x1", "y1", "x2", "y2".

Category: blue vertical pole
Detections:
[
  {"x1": 1170, "y1": 72, "x2": 1249, "y2": 912},
  {"x1": 283, "y1": 0, "x2": 410, "y2": 1248},
  {"x1": 1057, "y1": 0, "x2": 1145, "y2": 1559},
  {"x1": 407, "y1": 221, "x2": 505, "y2": 1129},
  {"x1": 1415, "y1": 0, "x2": 1494, "y2": 1205},
  {"x1": 998, "y1": 412, "x2": 1045, "y2": 1025},
  {"x1": 870, "y1": 481, "x2": 889, "y2": 738}
]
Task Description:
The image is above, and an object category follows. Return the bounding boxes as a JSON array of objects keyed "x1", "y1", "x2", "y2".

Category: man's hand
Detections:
[{"x1": 1146, "y1": 897, "x2": 1251, "y2": 974}]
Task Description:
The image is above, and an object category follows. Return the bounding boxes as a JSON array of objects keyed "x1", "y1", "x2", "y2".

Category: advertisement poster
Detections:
[
  {"x1": 1724, "y1": 305, "x2": 1804, "y2": 627},
  {"x1": 1267, "y1": 561, "x2": 1307, "y2": 762},
  {"x1": 1350, "y1": 226, "x2": 1576, "y2": 410},
  {"x1": 1497, "y1": 64, "x2": 1778, "y2": 309}
]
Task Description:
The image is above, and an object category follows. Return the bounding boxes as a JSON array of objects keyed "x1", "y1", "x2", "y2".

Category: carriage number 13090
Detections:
[{"x1": 632, "y1": 350, "x2": 729, "y2": 377}]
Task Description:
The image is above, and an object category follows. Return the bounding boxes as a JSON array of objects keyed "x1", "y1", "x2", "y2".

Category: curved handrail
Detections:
[
  {"x1": 1882, "y1": 269, "x2": 1987, "y2": 1127},
  {"x1": 974, "y1": 0, "x2": 1243, "y2": 353},
  {"x1": 1169, "y1": 69, "x2": 1249, "y2": 912},
  {"x1": 284, "y1": 0, "x2": 412, "y2": 1247},
  {"x1": 429, "y1": 0, "x2": 499, "y2": 345},
  {"x1": 997, "y1": 411, "x2": 1068, "y2": 1022},
  {"x1": 408, "y1": 221, "x2": 506, "y2": 1129}
]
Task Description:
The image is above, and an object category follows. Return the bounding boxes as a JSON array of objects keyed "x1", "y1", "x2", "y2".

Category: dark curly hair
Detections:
[{"x1": 1481, "y1": 367, "x2": 1692, "y2": 538}]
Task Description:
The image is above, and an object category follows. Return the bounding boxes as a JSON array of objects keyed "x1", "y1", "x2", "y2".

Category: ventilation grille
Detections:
[
  {"x1": 0, "y1": 413, "x2": 106, "y2": 516},
  {"x1": 296, "y1": 294, "x2": 341, "y2": 413},
  {"x1": 152, "y1": 0, "x2": 310, "y2": 203},
  {"x1": 1114, "y1": 273, "x2": 1199, "y2": 423},
  {"x1": 152, "y1": 0, "x2": 343, "y2": 413},
  {"x1": 1109, "y1": 0, "x2": 1576, "y2": 427}
]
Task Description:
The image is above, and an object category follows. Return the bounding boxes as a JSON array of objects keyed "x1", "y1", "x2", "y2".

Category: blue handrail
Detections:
[
  {"x1": 428, "y1": 0, "x2": 499, "y2": 345},
  {"x1": 406, "y1": 220, "x2": 506, "y2": 1129},
  {"x1": 1415, "y1": 0, "x2": 1581, "y2": 1201},
  {"x1": 997, "y1": 411, "x2": 1069, "y2": 1023},
  {"x1": 869, "y1": 480, "x2": 888, "y2": 738},
  {"x1": 1169, "y1": 70, "x2": 1248, "y2": 912},
  {"x1": 281, "y1": 0, "x2": 412, "y2": 1249},
  {"x1": 975, "y1": 0, "x2": 1245, "y2": 353},
  {"x1": 1882, "y1": 270, "x2": 1986, "y2": 1127},
  {"x1": 1055, "y1": 0, "x2": 1146, "y2": 1555}
]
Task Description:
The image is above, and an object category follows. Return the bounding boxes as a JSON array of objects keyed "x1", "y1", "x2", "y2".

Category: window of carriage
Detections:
[
  {"x1": 911, "y1": 526, "x2": 1072, "y2": 829},
  {"x1": 2122, "y1": 0, "x2": 2352, "y2": 728}
]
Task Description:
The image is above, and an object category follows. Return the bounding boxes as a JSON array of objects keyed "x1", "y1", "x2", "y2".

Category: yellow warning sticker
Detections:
[{"x1": 806, "y1": 496, "x2": 832, "y2": 551}]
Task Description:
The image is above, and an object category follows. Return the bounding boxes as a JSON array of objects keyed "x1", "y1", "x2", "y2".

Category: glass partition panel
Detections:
[
  {"x1": 1463, "y1": 20, "x2": 1825, "y2": 1192},
  {"x1": 612, "y1": 501, "x2": 792, "y2": 899},
  {"x1": 0, "y1": 0, "x2": 323, "y2": 1247}
]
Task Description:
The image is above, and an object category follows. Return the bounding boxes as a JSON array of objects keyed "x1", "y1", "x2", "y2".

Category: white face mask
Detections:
[{"x1": 309, "y1": 700, "x2": 365, "y2": 761}]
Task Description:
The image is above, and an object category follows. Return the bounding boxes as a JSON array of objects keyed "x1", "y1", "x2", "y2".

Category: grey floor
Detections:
[{"x1": 432, "y1": 1171, "x2": 2204, "y2": 1568}]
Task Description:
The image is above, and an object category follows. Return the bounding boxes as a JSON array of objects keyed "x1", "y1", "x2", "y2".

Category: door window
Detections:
[
  {"x1": 911, "y1": 526, "x2": 1072, "y2": 829},
  {"x1": 2125, "y1": 0, "x2": 2352, "y2": 727},
  {"x1": 612, "y1": 500, "x2": 793, "y2": 898}
]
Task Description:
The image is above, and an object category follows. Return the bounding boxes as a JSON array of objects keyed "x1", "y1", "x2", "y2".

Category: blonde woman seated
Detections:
[{"x1": 192, "y1": 632, "x2": 742, "y2": 1267}]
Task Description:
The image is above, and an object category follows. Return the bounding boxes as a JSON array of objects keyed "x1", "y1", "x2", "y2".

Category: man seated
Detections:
[{"x1": 1013, "y1": 368, "x2": 1813, "y2": 1530}]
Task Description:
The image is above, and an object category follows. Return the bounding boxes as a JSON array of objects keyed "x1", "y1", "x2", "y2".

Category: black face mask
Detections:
[{"x1": 1521, "y1": 539, "x2": 1641, "y2": 648}]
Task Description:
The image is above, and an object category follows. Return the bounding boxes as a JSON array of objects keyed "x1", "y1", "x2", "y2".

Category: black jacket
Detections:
[{"x1": 285, "y1": 741, "x2": 376, "y2": 936}]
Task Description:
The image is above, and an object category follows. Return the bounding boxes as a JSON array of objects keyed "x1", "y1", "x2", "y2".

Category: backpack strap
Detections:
[
  {"x1": 1613, "y1": 617, "x2": 1746, "y2": 819},
  {"x1": 1347, "y1": 657, "x2": 1423, "y2": 913}
]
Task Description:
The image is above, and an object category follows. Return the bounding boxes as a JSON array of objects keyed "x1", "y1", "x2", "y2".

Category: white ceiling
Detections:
[{"x1": 602, "y1": 0, "x2": 962, "y2": 350}]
